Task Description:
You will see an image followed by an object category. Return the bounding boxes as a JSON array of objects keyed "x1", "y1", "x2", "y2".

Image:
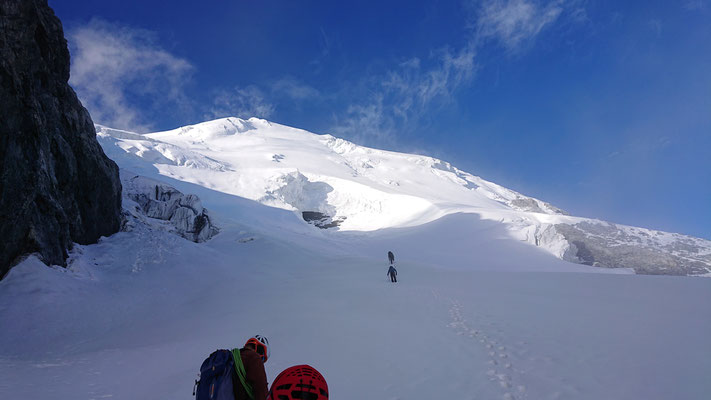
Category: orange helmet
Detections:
[
  {"x1": 245, "y1": 335, "x2": 270, "y2": 363},
  {"x1": 268, "y1": 365, "x2": 328, "y2": 400}
]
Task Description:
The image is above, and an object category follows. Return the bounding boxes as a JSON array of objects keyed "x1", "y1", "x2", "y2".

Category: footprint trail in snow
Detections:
[{"x1": 446, "y1": 299, "x2": 528, "y2": 400}]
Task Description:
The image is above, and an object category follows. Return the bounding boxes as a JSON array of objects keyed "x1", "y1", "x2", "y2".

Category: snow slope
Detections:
[{"x1": 1, "y1": 117, "x2": 710, "y2": 400}]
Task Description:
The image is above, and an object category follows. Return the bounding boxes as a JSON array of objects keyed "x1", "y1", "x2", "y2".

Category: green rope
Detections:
[{"x1": 232, "y1": 348, "x2": 255, "y2": 399}]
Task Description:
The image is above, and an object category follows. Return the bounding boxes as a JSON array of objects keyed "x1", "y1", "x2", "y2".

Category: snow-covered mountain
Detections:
[
  {"x1": 3, "y1": 117, "x2": 711, "y2": 400},
  {"x1": 96, "y1": 117, "x2": 711, "y2": 276}
]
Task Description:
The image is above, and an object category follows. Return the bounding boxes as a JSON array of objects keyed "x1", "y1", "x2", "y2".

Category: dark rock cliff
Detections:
[{"x1": 0, "y1": 0, "x2": 122, "y2": 277}]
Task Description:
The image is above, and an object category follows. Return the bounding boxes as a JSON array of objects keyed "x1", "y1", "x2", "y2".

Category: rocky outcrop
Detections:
[
  {"x1": 554, "y1": 222, "x2": 711, "y2": 275},
  {"x1": 122, "y1": 174, "x2": 218, "y2": 242},
  {"x1": 0, "y1": 0, "x2": 122, "y2": 277}
]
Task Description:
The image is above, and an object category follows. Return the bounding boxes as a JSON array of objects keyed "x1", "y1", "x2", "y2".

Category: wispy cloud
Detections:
[
  {"x1": 332, "y1": 45, "x2": 476, "y2": 145},
  {"x1": 204, "y1": 77, "x2": 319, "y2": 121},
  {"x1": 332, "y1": 95, "x2": 392, "y2": 144},
  {"x1": 310, "y1": 27, "x2": 336, "y2": 74},
  {"x1": 683, "y1": 0, "x2": 706, "y2": 11},
  {"x1": 648, "y1": 19, "x2": 663, "y2": 37},
  {"x1": 69, "y1": 20, "x2": 280, "y2": 129},
  {"x1": 206, "y1": 85, "x2": 275, "y2": 120},
  {"x1": 330, "y1": 0, "x2": 581, "y2": 146},
  {"x1": 476, "y1": 0, "x2": 564, "y2": 52},
  {"x1": 68, "y1": 19, "x2": 194, "y2": 132},
  {"x1": 271, "y1": 77, "x2": 320, "y2": 100},
  {"x1": 67, "y1": 2, "x2": 581, "y2": 140},
  {"x1": 385, "y1": 47, "x2": 477, "y2": 111}
]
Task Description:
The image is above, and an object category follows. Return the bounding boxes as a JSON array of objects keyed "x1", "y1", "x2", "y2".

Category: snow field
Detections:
[{"x1": 1, "y1": 201, "x2": 710, "y2": 399}]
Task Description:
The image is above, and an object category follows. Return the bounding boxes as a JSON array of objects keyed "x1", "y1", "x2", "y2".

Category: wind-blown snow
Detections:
[{"x1": 1, "y1": 117, "x2": 710, "y2": 400}]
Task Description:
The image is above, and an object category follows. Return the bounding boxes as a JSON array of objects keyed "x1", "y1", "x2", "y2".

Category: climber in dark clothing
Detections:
[
  {"x1": 233, "y1": 336, "x2": 269, "y2": 400},
  {"x1": 388, "y1": 251, "x2": 395, "y2": 264},
  {"x1": 387, "y1": 265, "x2": 397, "y2": 283}
]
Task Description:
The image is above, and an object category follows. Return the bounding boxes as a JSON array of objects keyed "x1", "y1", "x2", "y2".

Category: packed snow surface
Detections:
[{"x1": 1, "y1": 117, "x2": 710, "y2": 399}]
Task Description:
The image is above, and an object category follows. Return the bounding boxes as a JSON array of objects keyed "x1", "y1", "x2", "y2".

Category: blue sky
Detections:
[{"x1": 51, "y1": 0, "x2": 710, "y2": 239}]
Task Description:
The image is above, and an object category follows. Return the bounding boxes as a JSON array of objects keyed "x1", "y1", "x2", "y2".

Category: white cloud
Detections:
[
  {"x1": 399, "y1": 57, "x2": 421, "y2": 69},
  {"x1": 683, "y1": 0, "x2": 706, "y2": 11},
  {"x1": 388, "y1": 47, "x2": 476, "y2": 117},
  {"x1": 476, "y1": 0, "x2": 564, "y2": 51},
  {"x1": 330, "y1": 1, "x2": 584, "y2": 146},
  {"x1": 207, "y1": 85, "x2": 275, "y2": 120},
  {"x1": 332, "y1": 45, "x2": 477, "y2": 145},
  {"x1": 271, "y1": 77, "x2": 320, "y2": 100},
  {"x1": 331, "y1": 95, "x2": 394, "y2": 145},
  {"x1": 68, "y1": 19, "x2": 194, "y2": 132}
]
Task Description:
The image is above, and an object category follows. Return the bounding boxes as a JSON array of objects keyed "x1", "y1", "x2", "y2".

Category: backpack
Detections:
[{"x1": 194, "y1": 349, "x2": 254, "y2": 400}]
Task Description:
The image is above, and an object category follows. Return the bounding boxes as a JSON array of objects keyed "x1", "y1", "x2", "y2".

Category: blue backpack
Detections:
[{"x1": 194, "y1": 349, "x2": 253, "y2": 400}]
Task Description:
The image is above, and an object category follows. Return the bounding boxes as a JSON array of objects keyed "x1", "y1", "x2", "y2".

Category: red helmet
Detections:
[{"x1": 268, "y1": 364, "x2": 329, "y2": 400}]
